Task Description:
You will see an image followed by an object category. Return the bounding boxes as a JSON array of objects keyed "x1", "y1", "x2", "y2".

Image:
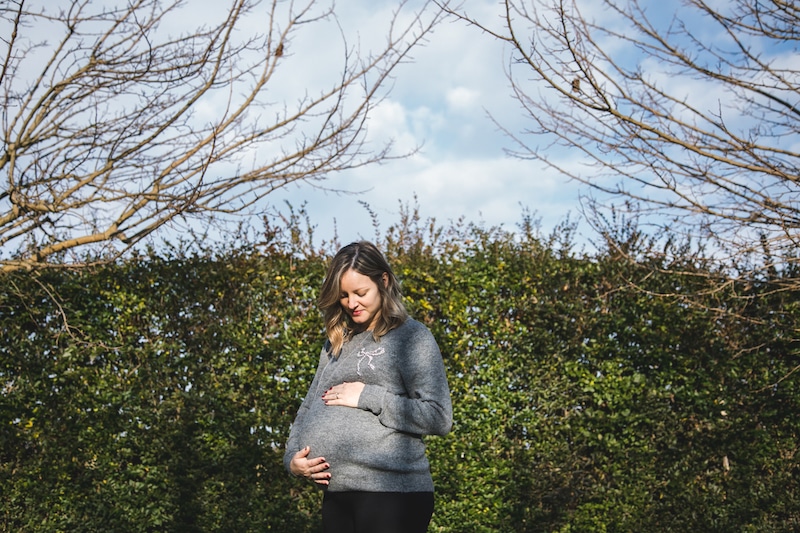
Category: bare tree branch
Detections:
[
  {"x1": 0, "y1": 0, "x2": 446, "y2": 270},
  {"x1": 441, "y1": 0, "x2": 800, "y2": 279}
]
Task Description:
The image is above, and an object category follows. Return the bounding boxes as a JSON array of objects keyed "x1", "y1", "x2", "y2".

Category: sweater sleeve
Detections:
[{"x1": 358, "y1": 322, "x2": 453, "y2": 436}]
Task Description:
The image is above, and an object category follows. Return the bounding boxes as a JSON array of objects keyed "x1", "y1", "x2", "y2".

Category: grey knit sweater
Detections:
[{"x1": 283, "y1": 318, "x2": 453, "y2": 492}]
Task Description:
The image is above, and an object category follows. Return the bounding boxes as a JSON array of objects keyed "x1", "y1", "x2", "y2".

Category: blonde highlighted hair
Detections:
[{"x1": 318, "y1": 241, "x2": 408, "y2": 356}]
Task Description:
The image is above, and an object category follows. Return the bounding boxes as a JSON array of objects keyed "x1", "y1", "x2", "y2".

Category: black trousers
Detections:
[{"x1": 321, "y1": 491, "x2": 434, "y2": 533}]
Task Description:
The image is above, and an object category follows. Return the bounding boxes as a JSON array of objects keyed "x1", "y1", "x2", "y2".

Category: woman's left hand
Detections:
[{"x1": 323, "y1": 381, "x2": 365, "y2": 408}]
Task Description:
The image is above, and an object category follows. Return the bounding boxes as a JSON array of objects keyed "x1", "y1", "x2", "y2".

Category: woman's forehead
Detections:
[{"x1": 339, "y1": 268, "x2": 375, "y2": 289}]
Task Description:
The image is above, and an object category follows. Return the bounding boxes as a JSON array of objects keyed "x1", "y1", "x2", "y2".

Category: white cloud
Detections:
[
  {"x1": 174, "y1": 0, "x2": 591, "y2": 246},
  {"x1": 446, "y1": 87, "x2": 481, "y2": 112},
  {"x1": 271, "y1": 151, "x2": 582, "y2": 246}
]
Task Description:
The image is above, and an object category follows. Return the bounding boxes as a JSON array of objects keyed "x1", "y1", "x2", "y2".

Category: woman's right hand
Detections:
[{"x1": 290, "y1": 446, "x2": 331, "y2": 485}]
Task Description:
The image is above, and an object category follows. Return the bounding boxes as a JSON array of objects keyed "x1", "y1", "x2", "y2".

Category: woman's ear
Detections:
[{"x1": 382, "y1": 272, "x2": 389, "y2": 288}]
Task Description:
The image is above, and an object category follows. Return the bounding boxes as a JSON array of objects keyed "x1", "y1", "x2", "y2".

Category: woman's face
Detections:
[{"x1": 339, "y1": 268, "x2": 386, "y2": 331}]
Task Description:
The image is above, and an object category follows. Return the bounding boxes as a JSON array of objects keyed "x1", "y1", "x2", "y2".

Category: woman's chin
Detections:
[{"x1": 349, "y1": 316, "x2": 374, "y2": 331}]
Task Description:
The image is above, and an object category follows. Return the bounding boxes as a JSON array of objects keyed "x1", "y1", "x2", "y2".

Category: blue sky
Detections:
[
  {"x1": 168, "y1": 0, "x2": 796, "y2": 256},
  {"x1": 6, "y1": 0, "x2": 793, "y2": 261},
  {"x1": 2, "y1": 0, "x2": 594, "y2": 263},
  {"x1": 260, "y1": 0, "x2": 591, "y2": 247}
]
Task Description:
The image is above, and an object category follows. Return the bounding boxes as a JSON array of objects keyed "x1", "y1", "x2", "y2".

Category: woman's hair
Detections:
[{"x1": 318, "y1": 241, "x2": 408, "y2": 356}]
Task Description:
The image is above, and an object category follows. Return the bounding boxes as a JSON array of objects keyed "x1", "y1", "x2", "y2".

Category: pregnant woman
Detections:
[{"x1": 284, "y1": 241, "x2": 453, "y2": 533}]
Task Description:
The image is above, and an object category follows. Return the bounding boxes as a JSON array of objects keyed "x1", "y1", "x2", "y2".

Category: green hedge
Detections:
[{"x1": 2, "y1": 224, "x2": 798, "y2": 531}]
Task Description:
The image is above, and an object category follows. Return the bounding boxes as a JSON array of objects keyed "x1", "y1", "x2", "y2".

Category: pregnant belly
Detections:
[
  {"x1": 299, "y1": 403, "x2": 426, "y2": 474},
  {"x1": 301, "y1": 404, "x2": 379, "y2": 458}
]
